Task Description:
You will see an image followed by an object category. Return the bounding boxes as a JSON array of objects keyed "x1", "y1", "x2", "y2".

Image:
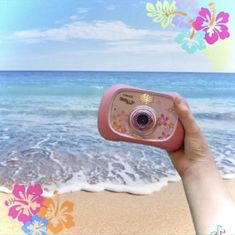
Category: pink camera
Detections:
[{"x1": 98, "y1": 85, "x2": 185, "y2": 152}]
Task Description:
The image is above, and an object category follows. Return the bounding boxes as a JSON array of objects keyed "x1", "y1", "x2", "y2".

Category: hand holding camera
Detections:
[{"x1": 98, "y1": 84, "x2": 185, "y2": 151}]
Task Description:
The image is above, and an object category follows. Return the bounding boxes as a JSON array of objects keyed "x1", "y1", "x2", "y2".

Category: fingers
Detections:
[{"x1": 174, "y1": 95, "x2": 201, "y2": 136}]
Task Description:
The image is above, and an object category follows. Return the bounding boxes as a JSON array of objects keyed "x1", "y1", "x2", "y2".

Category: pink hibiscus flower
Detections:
[
  {"x1": 157, "y1": 114, "x2": 169, "y2": 127},
  {"x1": 193, "y1": 7, "x2": 230, "y2": 45},
  {"x1": 158, "y1": 131, "x2": 170, "y2": 140},
  {"x1": 5, "y1": 184, "x2": 44, "y2": 223}
]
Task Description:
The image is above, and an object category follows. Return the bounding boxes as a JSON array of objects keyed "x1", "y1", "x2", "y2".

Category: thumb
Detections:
[{"x1": 174, "y1": 96, "x2": 201, "y2": 136}]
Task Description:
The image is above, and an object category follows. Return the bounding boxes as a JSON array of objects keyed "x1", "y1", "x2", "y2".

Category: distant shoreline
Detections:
[{"x1": 0, "y1": 70, "x2": 235, "y2": 75}]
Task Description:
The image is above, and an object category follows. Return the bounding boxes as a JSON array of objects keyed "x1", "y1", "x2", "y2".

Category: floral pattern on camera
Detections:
[{"x1": 157, "y1": 114, "x2": 169, "y2": 127}]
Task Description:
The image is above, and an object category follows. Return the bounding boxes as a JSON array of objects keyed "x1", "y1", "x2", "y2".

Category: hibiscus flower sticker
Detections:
[
  {"x1": 37, "y1": 194, "x2": 75, "y2": 234},
  {"x1": 205, "y1": 38, "x2": 232, "y2": 71},
  {"x1": 193, "y1": 3, "x2": 230, "y2": 45},
  {"x1": 157, "y1": 114, "x2": 169, "y2": 126},
  {"x1": 175, "y1": 28, "x2": 206, "y2": 54},
  {"x1": 22, "y1": 215, "x2": 48, "y2": 235},
  {"x1": 159, "y1": 131, "x2": 170, "y2": 139},
  {"x1": 5, "y1": 184, "x2": 44, "y2": 223},
  {"x1": 173, "y1": 0, "x2": 199, "y2": 29},
  {"x1": 146, "y1": 1, "x2": 187, "y2": 28}
]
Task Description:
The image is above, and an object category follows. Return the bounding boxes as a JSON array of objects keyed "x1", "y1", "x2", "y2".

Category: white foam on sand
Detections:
[
  {"x1": 1, "y1": 171, "x2": 235, "y2": 197},
  {"x1": 0, "y1": 175, "x2": 181, "y2": 197},
  {"x1": 42, "y1": 174, "x2": 181, "y2": 197},
  {"x1": 222, "y1": 174, "x2": 235, "y2": 180},
  {"x1": 0, "y1": 186, "x2": 12, "y2": 194}
]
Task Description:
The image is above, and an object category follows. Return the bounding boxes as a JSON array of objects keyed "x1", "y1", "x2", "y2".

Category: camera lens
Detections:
[
  {"x1": 137, "y1": 113, "x2": 149, "y2": 127},
  {"x1": 129, "y1": 107, "x2": 156, "y2": 135}
]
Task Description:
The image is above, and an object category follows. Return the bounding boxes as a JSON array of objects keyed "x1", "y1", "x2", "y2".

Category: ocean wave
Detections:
[
  {"x1": 0, "y1": 145, "x2": 179, "y2": 195},
  {"x1": 0, "y1": 177, "x2": 181, "y2": 196},
  {"x1": 30, "y1": 108, "x2": 98, "y2": 118},
  {"x1": 1, "y1": 172, "x2": 235, "y2": 196},
  {"x1": 0, "y1": 108, "x2": 98, "y2": 119},
  {"x1": 195, "y1": 112, "x2": 235, "y2": 121},
  {"x1": 0, "y1": 86, "x2": 105, "y2": 97},
  {"x1": 1, "y1": 71, "x2": 235, "y2": 195},
  {"x1": 1, "y1": 127, "x2": 235, "y2": 196}
]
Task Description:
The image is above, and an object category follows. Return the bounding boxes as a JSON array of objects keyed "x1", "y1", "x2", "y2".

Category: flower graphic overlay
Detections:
[
  {"x1": 37, "y1": 193, "x2": 75, "y2": 234},
  {"x1": 175, "y1": 28, "x2": 206, "y2": 53},
  {"x1": 22, "y1": 215, "x2": 48, "y2": 235},
  {"x1": 193, "y1": 2, "x2": 230, "y2": 45},
  {"x1": 173, "y1": 0, "x2": 199, "y2": 28},
  {"x1": 5, "y1": 184, "x2": 44, "y2": 223},
  {"x1": 146, "y1": 1, "x2": 187, "y2": 28}
]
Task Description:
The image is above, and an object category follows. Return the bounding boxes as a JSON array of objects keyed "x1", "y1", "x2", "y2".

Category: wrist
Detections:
[
  {"x1": 181, "y1": 158, "x2": 235, "y2": 235},
  {"x1": 182, "y1": 158, "x2": 231, "y2": 207},
  {"x1": 181, "y1": 159, "x2": 219, "y2": 183}
]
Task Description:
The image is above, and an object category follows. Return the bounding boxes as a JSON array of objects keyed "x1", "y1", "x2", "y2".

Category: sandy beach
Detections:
[{"x1": 0, "y1": 179, "x2": 234, "y2": 235}]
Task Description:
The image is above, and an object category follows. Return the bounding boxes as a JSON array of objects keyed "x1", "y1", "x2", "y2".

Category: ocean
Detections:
[{"x1": 0, "y1": 71, "x2": 235, "y2": 195}]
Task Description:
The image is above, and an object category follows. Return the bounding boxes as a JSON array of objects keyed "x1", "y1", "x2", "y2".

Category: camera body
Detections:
[{"x1": 98, "y1": 84, "x2": 185, "y2": 152}]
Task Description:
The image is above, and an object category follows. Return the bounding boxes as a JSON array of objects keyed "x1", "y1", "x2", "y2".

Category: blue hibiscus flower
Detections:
[
  {"x1": 22, "y1": 215, "x2": 48, "y2": 235},
  {"x1": 173, "y1": 0, "x2": 199, "y2": 29},
  {"x1": 175, "y1": 29, "x2": 206, "y2": 54}
]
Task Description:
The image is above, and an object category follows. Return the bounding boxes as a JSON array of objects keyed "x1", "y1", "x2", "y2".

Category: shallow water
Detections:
[{"x1": 0, "y1": 71, "x2": 235, "y2": 195}]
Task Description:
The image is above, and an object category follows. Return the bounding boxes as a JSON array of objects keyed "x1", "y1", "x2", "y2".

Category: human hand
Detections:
[
  {"x1": 169, "y1": 96, "x2": 235, "y2": 235},
  {"x1": 168, "y1": 96, "x2": 215, "y2": 178}
]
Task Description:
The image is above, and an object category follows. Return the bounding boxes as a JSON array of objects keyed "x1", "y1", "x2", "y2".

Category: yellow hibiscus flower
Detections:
[{"x1": 146, "y1": 1, "x2": 187, "y2": 28}]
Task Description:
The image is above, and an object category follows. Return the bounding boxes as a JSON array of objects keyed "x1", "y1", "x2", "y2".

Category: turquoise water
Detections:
[{"x1": 0, "y1": 71, "x2": 235, "y2": 194}]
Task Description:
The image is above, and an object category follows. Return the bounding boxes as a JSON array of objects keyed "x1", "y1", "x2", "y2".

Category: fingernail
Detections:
[{"x1": 174, "y1": 96, "x2": 182, "y2": 104}]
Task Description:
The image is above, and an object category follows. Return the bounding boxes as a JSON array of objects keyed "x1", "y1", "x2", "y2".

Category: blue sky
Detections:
[{"x1": 0, "y1": 0, "x2": 234, "y2": 72}]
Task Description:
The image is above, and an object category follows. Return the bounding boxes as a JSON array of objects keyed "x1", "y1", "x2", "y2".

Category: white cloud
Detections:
[
  {"x1": 69, "y1": 15, "x2": 79, "y2": 21},
  {"x1": 0, "y1": 48, "x2": 214, "y2": 72},
  {"x1": 9, "y1": 20, "x2": 177, "y2": 43},
  {"x1": 106, "y1": 40, "x2": 181, "y2": 53},
  {"x1": 76, "y1": 7, "x2": 90, "y2": 14},
  {"x1": 106, "y1": 5, "x2": 116, "y2": 11},
  {"x1": 132, "y1": 0, "x2": 147, "y2": 9},
  {"x1": 69, "y1": 7, "x2": 90, "y2": 21}
]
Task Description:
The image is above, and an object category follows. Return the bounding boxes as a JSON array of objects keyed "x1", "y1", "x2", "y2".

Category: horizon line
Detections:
[{"x1": 0, "y1": 70, "x2": 235, "y2": 74}]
